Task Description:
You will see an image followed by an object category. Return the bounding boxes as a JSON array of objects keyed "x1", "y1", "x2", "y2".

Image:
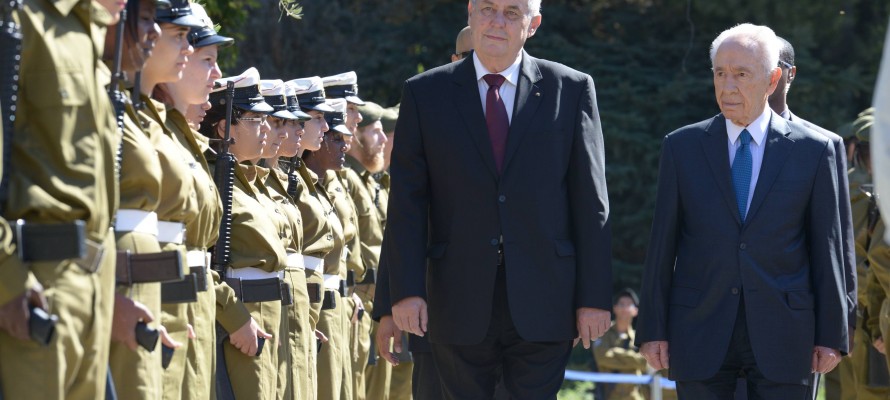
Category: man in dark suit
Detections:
[
  {"x1": 382, "y1": 0, "x2": 613, "y2": 398},
  {"x1": 767, "y1": 36, "x2": 858, "y2": 400},
  {"x1": 637, "y1": 23, "x2": 848, "y2": 399}
]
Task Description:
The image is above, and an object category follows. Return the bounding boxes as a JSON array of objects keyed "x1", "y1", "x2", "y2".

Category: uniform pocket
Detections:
[{"x1": 25, "y1": 71, "x2": 89, "y2": 108}]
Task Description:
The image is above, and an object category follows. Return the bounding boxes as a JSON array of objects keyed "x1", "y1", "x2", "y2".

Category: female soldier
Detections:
[
  {"x1": 153, "y1": 4, "x2": 260, "y2": 399},
  {"x1": 105, "y1": 1, "x2": 181, "y2": 399},
  {"x1": 259, "y1": 79, "x2": 316, "y2": 399},
  {"x1": 303, "y1": 97, "x2": 364, "y2": 400},
  {"x1": 200, "y1": 68, "x2": 287, "y2": 400}
]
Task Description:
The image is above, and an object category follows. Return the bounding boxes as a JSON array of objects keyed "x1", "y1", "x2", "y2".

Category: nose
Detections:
[
  {"x1": 261, "y1": 120, "x2": 271, "y2": 134},
  {"x1": 148, "y1": 23, "x2": 161, "y2": 42},
  {"x1": 210, "y1": 63, "x2": 222, "y2": 80},
  {"x1": 321, "y1": 119, "x2": 330, "y2": 133},
  {"x1": 183, "y1": 42, "x2": 194, "y2": 56}
]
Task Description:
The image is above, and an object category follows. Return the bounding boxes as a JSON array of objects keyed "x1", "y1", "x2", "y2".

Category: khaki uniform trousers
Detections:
[
  {"x1": 184, "y1": 265, "x2": 216, "y2": 400},
  {"x1": 317, "y1": 290, "x2": 354, "y2": 400},
  {"x1": 364, "y1": 320, "x2": 393, "y2": 400},
  {"x1": 839, "y1": 315, "x2": 890, "y2": 400},
  {"x1": 352, "y1": 283, "x2": 374, "y2": 400},
  {"x1": 305, "y1": 267, "x2": 324, "y2": 399},
  {"x1": 282, "y1": 267, "x2": 314, "y2": 399},
  {"x1": 109, "y1": 231, "x2": 162, "y2": 400},
  {"x1": 390, "y1": 360, "x2": 415, "y2": 400},
  {"x1": 224, "y1": 298, "x2": 283, "y2": 400},
  {"x1": 0, "y1": 232, "x2": 115, "y2": 400},
  {"x1": 160, "y1": 243, "x2": 191, "y2": 400}
]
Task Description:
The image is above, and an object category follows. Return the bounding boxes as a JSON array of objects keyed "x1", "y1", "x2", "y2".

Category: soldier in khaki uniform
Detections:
[
  {"x1": 346, "y1": 101, "x2": 394, "y2": 400},
  {"x1": 199, "y1": 68, "x2": 285, "y2": 400},
  {"x1": 304, "y1": 98, "x2": 359, "y2": 400},
  {"x1": 290, "y1": 76, "x2": 337, "y2": 400},
  {"x1": 259, "y1": 78, "x2": 316, "y2": 400},
  {"x1": 154, "y1": 6, "x2": 256, "y2": 399},
  {"x1": 104, "y1": 2, "x2": 183, "y2": 398},
  {"x1": 593, "y1": 289, "x2": 647, "y2": 400},
  {"x1": 1, "y1": 0, "x2": 119, "y2": 398}
]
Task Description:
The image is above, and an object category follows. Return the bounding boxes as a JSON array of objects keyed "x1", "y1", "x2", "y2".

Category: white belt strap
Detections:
[
  {"x1": 226, "y1": 267, "x2": 283, "y2": 281},
  {"x1": 186, "y1": 250, "x2": 209, "y2": 268},
  {"x1": 157, "y1": 221, "x2": 185, "y2": 244},
  {"x1": 304, "y1": 256, "x2": 324, "y2": 272},
  {"x1": 115, "y1": 209, "x2": 159, "y2": 235},
  {"x1": 285, "y1": 252, "x2": 304, "y2": 271},
  {"x1": 323, "y1": 274, "x2": 341, "y2": 290}
]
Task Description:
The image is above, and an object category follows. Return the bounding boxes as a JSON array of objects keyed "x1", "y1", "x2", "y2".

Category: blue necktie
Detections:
[{"x1": 732, "y1": 129, "x2": 753, "y2": 221}]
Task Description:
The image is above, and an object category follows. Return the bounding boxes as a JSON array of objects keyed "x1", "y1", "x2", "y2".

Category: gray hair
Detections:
[
  {"x1": 470, "y1": 0, "x2": 541, "y2": 16},
  {"x1": 709, "y1": 23, "x2": 780, "y2": 74}
]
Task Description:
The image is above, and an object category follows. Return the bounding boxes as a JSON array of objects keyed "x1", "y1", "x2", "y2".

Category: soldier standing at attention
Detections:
[
  {"x1": 593, "y1": 289, "x2": 647, "y2": 400},
  {"x1": 290, "y1": 76, "x2": 337, "y2": 400},
  {"x1": 1, "y1": 0, "x2": 119, "y2": 397}
]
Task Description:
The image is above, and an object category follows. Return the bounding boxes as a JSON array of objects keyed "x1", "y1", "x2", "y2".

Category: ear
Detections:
[
  {"x1": 529, "y1": 15, "x2": 542, "y2": 36},
  {"x1": 467, "y1": 1, "x2": 472, "y2": 24},
  {"x1": 216, "y1": 119, "x2": 228, "y2": 139},
  {"x1": 787, "y1": 65, "x2": 797, "y2": 84},
  {"x1": 768, "y1": 66, "x2": 782, "y2": 91}
]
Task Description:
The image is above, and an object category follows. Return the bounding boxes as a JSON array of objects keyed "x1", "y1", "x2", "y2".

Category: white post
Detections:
[{"x1": 650, "y1": 371, "x2": 663, "y2": 400}]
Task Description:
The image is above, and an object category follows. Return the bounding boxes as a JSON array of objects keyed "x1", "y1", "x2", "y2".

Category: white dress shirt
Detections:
[
  {"x1": 726, "y1": 106, "x2": 772, "y2": 217},
  {"x1": 473, "y1": 52, "x2": 522, "y2": 124}
]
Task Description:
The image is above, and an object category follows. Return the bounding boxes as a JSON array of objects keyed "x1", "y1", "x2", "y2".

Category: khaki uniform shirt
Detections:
[
  {"x1": 120, "y1": 99, "x2": 162, "y2": 212},
  {"x1": 253, "y1": 166, "x2": 295, "y2": 259},
  {"x1": 851, "y1": 167, "x2": 872, "y2": 306},
  {"x1": 324, "y1": 171, "x2": 359, "y2": 280},
  {"x1": 1, "y1": 0, "x2": 117, "y2": 303},
  {"x1": 228, "y1": 163, "x2": 287, "y2": 273},
  {"x1": 140, "y1": 98, "x2": 197, "y2": 225},
  {"x1": 344, "y1": 158, "x2": 383, "y2": 279},
  {"x1": 266, "y1": 166, "x2": 304, "y2": 253},
  {"x1": 296, "y1": 163, "x2": 334, "y2": 259}
]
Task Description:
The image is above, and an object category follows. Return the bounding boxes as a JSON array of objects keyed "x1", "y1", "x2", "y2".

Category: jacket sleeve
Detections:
[
  {"x1": 569, "y1": 74, "x2": 613, "y2": 311},
  {"x1": 636, "y1": 135, "x2": 681, "y2": 346}
]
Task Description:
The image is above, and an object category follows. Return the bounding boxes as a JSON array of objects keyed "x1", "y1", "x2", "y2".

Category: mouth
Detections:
[{"x1": 484, "y1": 33, "x2": 507, "y2": 42}]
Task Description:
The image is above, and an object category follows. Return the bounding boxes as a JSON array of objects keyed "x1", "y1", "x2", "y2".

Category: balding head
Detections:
[
  {"x1": 710, "y1": 23, "x2": 781, "y2": 75},
  {"x1": 456, "y1": 26, "x2": 473, "y2": 55}
]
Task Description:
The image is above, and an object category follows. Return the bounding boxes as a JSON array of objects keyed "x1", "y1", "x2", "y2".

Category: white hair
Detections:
[
  {"x1": 709, "y1": 23, "x2": 780, "y2": 74},
  {"x1": 470, "y1": 0, "x2": 541, "y2": 16}
]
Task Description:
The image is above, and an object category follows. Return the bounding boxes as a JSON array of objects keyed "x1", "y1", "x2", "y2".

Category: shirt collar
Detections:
[
  {"x1": 473, "y1": 51, "x2": 522, "y2": 87},
  {"x1": 726, "y1": 105, "x2": 771, "y2": 146}
]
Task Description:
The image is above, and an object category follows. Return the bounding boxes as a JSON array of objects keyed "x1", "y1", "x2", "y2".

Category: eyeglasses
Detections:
[
  {"x1": 236, "y1": 115, "x2": 268, "y2": 124},
  {"x1": 778, "y1": 60, "x2": 794, "y2": 69},
  {"x1": 456, "y1": 51, "x2": 473, "y2": 59}
]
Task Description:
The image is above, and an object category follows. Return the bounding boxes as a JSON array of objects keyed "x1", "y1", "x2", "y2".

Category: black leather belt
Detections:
[
  {"x1": 116, "y1": 250, "x2": 183, "y2": 285},
  {"x1": 306, "y1": 283, "x2": 322, "y2": 303},
  {"x1": 190, "y1": 266, "x2": 208, "y2": 292},
  {"x1": 322, "y1": 290, "x2": 338, "y2": 310},
  {"x1": 358, "y1": 268, "x2": 376, "y2": 285},
  {"x1": 338, "y1": 280, "x2": 348, "y2": 297},
  {"x1": 14, "y1": 219, "x2": 104, "y2": 273},
  {"x1": 225, "y1": 277, "x2": 291, "y2": 304},
  {"x1": 161, "y1": 275, "x2": 199, "y2": 303},
  {"x1": 346, "y1": 270, "x2": 356, "y2": 287}
]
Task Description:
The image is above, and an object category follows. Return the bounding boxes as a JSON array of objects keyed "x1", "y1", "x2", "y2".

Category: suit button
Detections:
[
  {"x1": 498, "y1": 195, "x2": 506, "y2": 203},
  {"x1": 490, "y1": 238, "x2": 499, "y2": 246},
  {"x1": 731, "y1": 287, "x2": 739, "y2": 295},
  {"x1": 739, "y1": 243, "x2": 747, "y2": 250}
]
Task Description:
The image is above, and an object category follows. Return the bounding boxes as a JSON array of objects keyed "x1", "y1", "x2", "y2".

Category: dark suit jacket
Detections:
[
  {"x1": 787, "y1": 110, "x2": 857, "y2": 331},
  {"x1": 382, "y1": 50, "x2": 612, "y2": 345},
  {"x1": 637, "y1": 113, "x2": 848, "y2": 385}
]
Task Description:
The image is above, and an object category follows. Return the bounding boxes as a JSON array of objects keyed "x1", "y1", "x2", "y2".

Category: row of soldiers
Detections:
[{"x1": 0, "y1": 0, "x2": 414, "y2": 398}]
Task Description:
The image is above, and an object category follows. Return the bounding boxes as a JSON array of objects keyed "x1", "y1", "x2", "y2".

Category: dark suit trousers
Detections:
[
  {"x1": 430, "y1": 265, "x2": 572, "y2": 400},
  {"x1": 677, "y1": 299, "x2": 808, "y2": 400}
]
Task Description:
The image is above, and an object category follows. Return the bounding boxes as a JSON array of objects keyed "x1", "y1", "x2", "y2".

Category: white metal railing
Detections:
[{"x1": 564, "y1": 370, "x2": 677, "y2": 400}]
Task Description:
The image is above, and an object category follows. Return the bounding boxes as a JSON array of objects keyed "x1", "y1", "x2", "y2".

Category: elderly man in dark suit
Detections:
[
  {"x1": 381, "y1": 0, "x2": 614, "y2": 398},
  {"x1": 637, "y1": 23, "x2": 849, "y2": 399}
]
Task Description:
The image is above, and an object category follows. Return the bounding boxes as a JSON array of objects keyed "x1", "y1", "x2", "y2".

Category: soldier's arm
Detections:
[
  {"x1": 865, "y1": 267, "x2": 884, "y2": 341},
  {"x1": 211, "y1": 269, "x2": 251, "y2": 333}
]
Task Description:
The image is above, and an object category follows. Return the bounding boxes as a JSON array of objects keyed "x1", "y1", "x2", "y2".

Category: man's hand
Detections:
[
  {"x1": 640, "y1": 341, "x2": 670, "y2": 370},
  {"x1": 874, "y1": 337, "x2": 886, "y2": 354},
  {"x1": 111, "y1": 293, "x2": 155, "y2": 351},
  {"x1": 351, "y1": 292, "x2": 365, "y2": 324},
  {"x1": 392, "y1": 296, "x2": 427, "y2": 337},
  {"x1": 0, "y1": 286, "x2": 47, "y2": 341},
  {"x1": 812, "y1": 346, "x2": 842, "y2": 373},
  {"x1": 575, "y1": 307, "x2": 610, "y2": 349},
  {"x1": 229, "y1": 317, "x2": 272, "y2": 356},
  {"x1": 376, "y1": 315, "x2": 403, "y2": 366}
]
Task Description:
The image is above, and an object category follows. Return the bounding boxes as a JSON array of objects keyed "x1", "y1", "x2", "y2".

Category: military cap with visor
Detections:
[
  {"x1": 288, "y1": 77, "x2": 335, "y2": 113},
  {"x1": 187, "y1": 3, "x2": 234, "y2": 48},
  {"x1": 357, "y1": 101, "x2": 385, "y2": 129},
  {"x1": 284, "y1": 85, "x2": 310, "y2": 120},
  {"x1": 209, "y1": 67, "x2": 273, "y2": 114},
  {"x1": 322, "y1": 71, "x2": 365, "y2": 105},
  {"x1": 260, "y1": 79, "x2": 310, "y2": 121},
  {"x1": 155, "y1": 0, "x2": 204, "y2": 28},
  {"x1": 324, "y1": 98, "x2": 352, "y2": 136}
]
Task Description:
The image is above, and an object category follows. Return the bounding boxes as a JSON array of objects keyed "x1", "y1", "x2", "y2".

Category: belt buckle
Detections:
[{"x1": 74, "y1": 238, "x2": 104, "y2": 273}]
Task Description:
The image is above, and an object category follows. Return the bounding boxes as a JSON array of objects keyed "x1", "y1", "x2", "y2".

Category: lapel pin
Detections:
[{"x1": 535, "y1": 92, "x2": 541, "y2": 96}]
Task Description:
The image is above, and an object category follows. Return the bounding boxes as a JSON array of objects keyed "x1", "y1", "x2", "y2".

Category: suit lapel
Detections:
[
  {"x1": 700, "y1": 115, "x2": 743, "y2": 226},
  {"x1": 745, "y1": 113, "x2": 793, "y2": 223},
  {"x1": 502, "y1": 51, "x2": 543, "y2": 173},
  {"x1": 451, "y1": 56, "x2": 499, "y2": 179}
]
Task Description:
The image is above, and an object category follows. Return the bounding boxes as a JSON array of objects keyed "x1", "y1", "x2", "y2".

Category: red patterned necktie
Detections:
[{"x1": 483, "y1": 74, "x2": 509, "y2": 173}]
